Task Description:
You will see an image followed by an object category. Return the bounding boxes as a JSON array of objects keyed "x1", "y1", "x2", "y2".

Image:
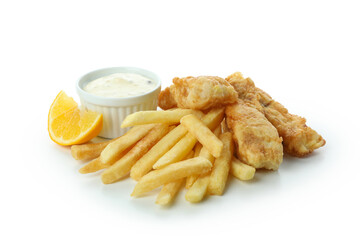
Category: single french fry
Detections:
[
  {"x1": 79, "y1": 145, "x2": 134, "y2": 174},
  {"x1": 71, "y1": 138, "x2": 118, "y2": 161},
  {"x1": 100, "y1": 124, "x2": 155, "y2": 164},
  {"x1": 153, "y1": 108, "x2": 224, "y2": 169},
  {"x1": 185, "y1": 174, "x2": 210, "y2": 203},
  {"x1": 121, "y1": 109, "x2": 201, "y2": 127},
  {"x1": 186, "y1": 150, "x2": 195, "y2": 159},
  {"x1": 185, "y1": 176, "x2": 198, "y2": 189},
  {"x1": 79, "y1": 157, "x2": 108, "y2": 174},
  {"x1": 213, "y1": 124, "x2": 222, "y2": 137},
  {"x1": 185, "y1": 143, "x2": 202, "y2": 188},
  {"x1": 131, "y1": 157, "x2": 212, "y2": 197},
  {"x1": 231, "y1": 156, "x2": 256, "y2": 181},
  {"x1": 208, "y1": 132, "x2": 234, "y2": 195},
  {"x1": 199, "y1": 146, "x2": 215, "y2": 163},
  {"x1": 153, "y1": 132, "x2": 197, "y2": 169},
  {"x1": 156, "y1": 179, "x2": 184, "y2": 205},
  {"x1": 181, "y1": 114, "x2": 223, "y2": 158},
  {"x1": 130, "y1": 125, "x2": 188, "y2": 181},
  {"x1": 201, "y1": 108, "x2": 225, "y2": 130},
  {"x1": 193, "y1": 142, "x2": 202, "y2": 157},
  {"x1": 185, "y1": 124, "x2": 221, "y2": 189},
  {"x1": 101, "y1": 124, "x2": 170, "y2": 184}
]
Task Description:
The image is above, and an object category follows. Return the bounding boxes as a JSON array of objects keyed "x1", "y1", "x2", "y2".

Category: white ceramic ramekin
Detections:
[{"x1": 77, "y1": 67, "x2": 161, "y2": 139}]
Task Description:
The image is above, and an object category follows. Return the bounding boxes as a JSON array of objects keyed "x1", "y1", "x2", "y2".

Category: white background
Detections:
[{"x1": 1, "y1": 0, "x2": 359, "y2": 239}]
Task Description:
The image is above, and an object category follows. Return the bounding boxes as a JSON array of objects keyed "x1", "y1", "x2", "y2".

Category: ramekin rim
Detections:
[{"x1": 76, "y1": 66, "x2": 161, "y2": 106}]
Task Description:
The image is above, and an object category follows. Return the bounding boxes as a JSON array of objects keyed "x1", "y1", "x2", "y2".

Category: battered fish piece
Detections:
[
  {"x1": 158, "y1": 87, "x2": 177, "y2": 110},
  {"x1": 226, "y1": 72, "x2": 326, "y2": 157},
  {"x1": 158, "y1": 76, "x2": 237, "y2": 110},
  {"x1": 226, "y1": 101, "x2": 283, "y2": 170},
  {"x1": 257, "y1": 90, "x2": 326, "y2": 157},
  {"x1": 226, "y1": 72, "x2": 264, "y2": 113}
]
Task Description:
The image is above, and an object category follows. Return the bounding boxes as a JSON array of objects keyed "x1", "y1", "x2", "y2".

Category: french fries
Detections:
[
  {"x1": 185, "y1": 145, "x2": 215, "y2": 189},
  {"x1": 100, "y1": 124, "x2": 155, "y2": 164},
  {"x1": 153, "y1": 132, "x2": 197, "y2": 169},
  {"x1": 185, "y1": 174, "x2": 210, "y2": 203},
  {"x1": 185, "y1": 139, "x2": 219, "y2": 202},
  {"x1": 184, "y1": 150, "x2": 195, "y2": 161},
  {"x1": 130, "y1": 125, "x2": 188, "y2": 181},
  {"x1": 231, "y1": 157, "x2": 256, "y2": 181},
  {"x1": 101, "y1": 124, "x2": 170, "y2": 184},
  {"x1": 208, "y1": 132, "x2": 234, "y2": 195},
  {"x1": 185, "y1": 148, "x2": 214, "y2": 202},
  {"x1": 79, "y1": 145, "x2": 134, "y2": 174},
  {"x1": 185, "y1": 143, "x2": 203, "y2": 189},
  {"x1": 193, "y1": 142, "x2": 202, "y2": 157},
  {"x1": 221, "y1": 118, "x2": 229, "y2": 133},
  {"x1": 156, "y1": 179, "x2": 184, "y2": 205},
  {"x1": 121, "y1": 109, "x2": 197, "y2": 127},
  {"x1": 199, "y1": 145, "x2": 216, "y2": 162},
  {"x1": 185, "y1": 176, "x2": 198, "y2": 189},
  {"x1": 155, "y1": 150, "x2": 194, "y2": 205},
  {"x1": 213, "y1": 125, "x2": 222, "y2": 138},
  {"x1": 71, "y1": 138, "x2": 117, "y2": 161},
  {"x1": 131, "y1": 157, "x2": 212, "y2": 197},
  {"x1": 75, "y1": 106, "x2": 260, "y2": 206},
  {"x1": 79, "y1": 157, "x2": 108, "y2": 174},
  {"x1": 181, "y1": 114, "x2": 223, "y2": 158},
  {"x1": 153, "y1": 108, "x2": 224, "y2": 169},
  {"x1": 186, "y1": 125, "x2": 221, "y2": 189}
]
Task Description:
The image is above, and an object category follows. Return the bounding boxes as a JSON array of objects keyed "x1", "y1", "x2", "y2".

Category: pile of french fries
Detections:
[{"x1": 71, "y1": 108, "x2": 256, "y2": 205}]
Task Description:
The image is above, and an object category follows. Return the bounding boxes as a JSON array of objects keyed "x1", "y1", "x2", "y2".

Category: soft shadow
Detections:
[{"x1": 52, "y1": 143, "x2": 71, "y2": 155}]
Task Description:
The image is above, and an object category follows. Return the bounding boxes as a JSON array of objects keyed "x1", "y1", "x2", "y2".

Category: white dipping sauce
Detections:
[{"x1": 84, "y1": 73, "x2": 157, "y2": 98}]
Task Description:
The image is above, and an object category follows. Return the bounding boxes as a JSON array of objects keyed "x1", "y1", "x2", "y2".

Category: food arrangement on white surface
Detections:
[{"x1": 49, "y1": 68, "x2": 326, "y2": 206}]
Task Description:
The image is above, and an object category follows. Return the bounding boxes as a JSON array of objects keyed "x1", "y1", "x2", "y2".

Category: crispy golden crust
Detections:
[
  {"x1": 158, "y1": 87, "x2": 177, "y2": 110},
  {"x1": 225, "y1": 72, "x2": 264, "y2": 113},
  {"x1": 158, "y1": 76, "x2": 238, "y2": 110},
  {"x1": 225, "y1": 102, "x2": 283, "y2": 170},
  {"x1": 257, "y1": 91, "x2": 326, "y2": 157},
  {"x1": 226, "y1": 72, "x2": 326, "y2": 157}
]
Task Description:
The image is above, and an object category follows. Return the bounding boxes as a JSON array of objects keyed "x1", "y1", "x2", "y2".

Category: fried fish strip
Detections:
[
  {"x1": 225, "y1": 101, "x2": 283, "y2": 170},
  {"x1": 158, "y1": 76, "x2": 237, "y2": 110},
  {"x1": 226, "y1": 72, "x2": 325, "y2": 157},
  {"x1": 257, "y1": 89, "x2": 326, "y2": 157},
  {"x1": 158, "y1": 87, "x2": 177, "y2": 110},
  {"x1": 225, "y1": 72, "x2": 264, "y2": 113}
]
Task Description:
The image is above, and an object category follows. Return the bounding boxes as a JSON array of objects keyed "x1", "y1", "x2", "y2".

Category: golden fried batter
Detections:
[
  {"x1": 226, "y1": 72, "x2": 326, "y2": 157},
  {"x1": 158, "y1": 87, "x2": 177, "y2": 110},
  {"x1": 226, "y1": 101, "x2": 283, "y2": 170},
  {"x1": 158, "y1": 76, "x2": 238, "y2": 110},
  {"x1": 225, "y1": 72, "x2": 263, "y2": 113},
  {"x1": 257, "y1": 90, "x2": 326, "y2": 157}
]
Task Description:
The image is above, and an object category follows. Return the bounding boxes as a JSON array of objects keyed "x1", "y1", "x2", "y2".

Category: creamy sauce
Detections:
[{"x1": 84, "y1": 73, "x2": 157, "y2": 98}]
